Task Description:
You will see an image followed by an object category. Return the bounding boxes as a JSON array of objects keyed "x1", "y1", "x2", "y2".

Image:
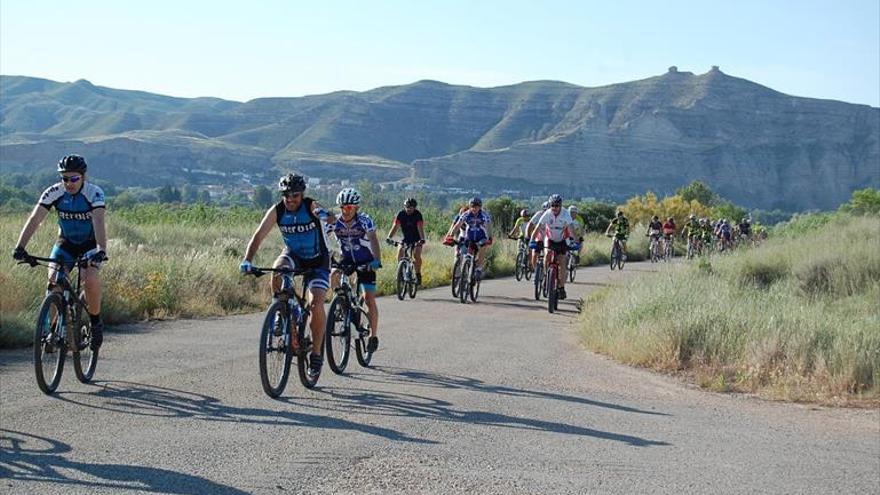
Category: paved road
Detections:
[{"x1": 2, "y1": 263, "x2": 878, "y2": 494}]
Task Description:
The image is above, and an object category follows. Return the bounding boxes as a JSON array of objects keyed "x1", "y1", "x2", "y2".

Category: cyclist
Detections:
[
  {"x1": 526, "y1": 201, "x2": 550, "y2": 270},
  {"x1": 605, "y1": 210, "x2": 630, "y2": 258},
  {"x1": 386, "y1": 197, "x2": 426, "y2": 286},
  {"x1": 445, "y1": 197, "x2": 492, "y2": 281},
  {"x1": 567, "y1": 205, "x2": 585, "y2": 260},
  {"x1": 531, "y1": 194, "x2": 575, "y2": 299},
  {"x1": 331, "y1": 188, "x2": 382, "y2": 353},
  {"x1": 240, "y1": 173, "x2": 335, "y2": 379},
  {"x1": 662, "y1": 216, "x2": 677, "y2": 252},
  {"x1": 507, "y1": 208, "x2": 530, "y2": 241},
  {"x1": 12, "y1": 154, "x2": 108, "y2": 350},
  {"x1": 646, "y1": 215, "x2": 662, "y2": 239},
  {"x1": 718, "y1": 219, "x2": 733, "y2": 251},
  {"x1": 737, "y1": 217, "x2": 752, "y2": 242}
]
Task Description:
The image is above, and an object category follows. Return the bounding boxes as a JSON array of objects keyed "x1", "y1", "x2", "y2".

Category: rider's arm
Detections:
[
  {"x1": 244, "y1": 206, "x2": 278, "y2": 261},
  {"x1": 386, "y1": 221, "x2": 399, "y2": 239},
  {"x1": 417, "y1": 219, "x2": 426, "y2": 242},
  {"x1": 91, "y1": 207, "x2": 107, "y2": 252},
  {"x1": 368, "y1": 230, "x2": 381, "y2": 261},
  {"x1": 446, "y1": 219, "x2": 463, "y2": 237},
  {"x1": 14, "y1": 203, "x2": 50, "y2": 249},
  {"x1": 312, "y1": 201, "x2": 336, "y2": 225}
]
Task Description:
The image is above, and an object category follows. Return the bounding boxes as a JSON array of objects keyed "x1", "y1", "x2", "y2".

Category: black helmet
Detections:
[
  {"x1": 469, "y1": 196, "x2": 482, "y2": 207},
  {"x1": 278, "y1": 174, "x2": 306, "y2": 193},
  {"x1": 616, "y1": 210, "x2": 624, "y2": 217},
  {"x1": 548, "y1": 194, "x2": 563, "y2": 207},
  {"x1": 58, "y1": 154, "x2": 87, "y2": 174},
  {"x1": 404, "y1": 197, "x2": 417, "y2": 208}
]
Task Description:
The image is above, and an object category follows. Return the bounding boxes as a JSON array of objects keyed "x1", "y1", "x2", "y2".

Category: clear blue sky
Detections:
[{"x1": 2, "y1": 0, "x2": 878, "y2": 106}]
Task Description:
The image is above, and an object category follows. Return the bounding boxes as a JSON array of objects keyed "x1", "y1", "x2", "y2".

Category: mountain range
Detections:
[{"x1": 2, "y1": 66, "x2": 878, "y2": 210}]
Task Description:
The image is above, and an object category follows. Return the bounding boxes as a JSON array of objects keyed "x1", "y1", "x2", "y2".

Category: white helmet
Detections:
[
  {"x1": 336, "y1": 187, "x2": 362, "y2": 206},
  {"x1": 568, "y1": 205, "x2": 578, "y2": 214}
]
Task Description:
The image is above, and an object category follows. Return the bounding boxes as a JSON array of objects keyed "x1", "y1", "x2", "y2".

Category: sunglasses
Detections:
[
  {"x1": 281, "y1": 192, "x2": 302, "y2": 199},
  {"x1": 341, "y1": 204, "x2": 358, "y2": 211},
  {"x1": 551, "y1": 204, "x2": 562, "y2": 208},
  {"x1": 61, "y1": 175, "x2": 82, "y2": 184}
]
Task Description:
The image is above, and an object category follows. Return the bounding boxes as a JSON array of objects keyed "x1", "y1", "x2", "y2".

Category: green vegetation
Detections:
[{"x1": 578, "y1": 212, "x2": 880, "y2": 404}]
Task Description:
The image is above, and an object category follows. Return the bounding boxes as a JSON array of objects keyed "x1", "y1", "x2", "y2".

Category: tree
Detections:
[
  {"x1": 676, "y1": 180, "x2": 719, "y2": 206},
  {"x1": 841, "y1": 187, "x2": 880, "y2": 215},
  {"x1": 711, "y1": 201, "x2": 748, "y2": 223},
  {"x1": 484, "y1": 196, "x2": 520, "y2": 234},
  {"x1": 577, "y1": 201, "x2": 616, "y2": 232},
  {"x1": 157, "y1": 185, "x2": 182, "y2": 203},
  {"x1": 252, "y1": 185, "x2": 274, "y2": 208}
]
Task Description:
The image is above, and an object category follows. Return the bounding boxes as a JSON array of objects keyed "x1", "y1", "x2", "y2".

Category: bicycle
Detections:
[
  {"x1": 533, "y1": 247, "x2": 545, "y2": 301},
  {"x1": 510, "y1": 236, "x2": 529, "y2": 282},
  {"x1": 19, "y1": 254, "x2": 102, "y2": 394},
  {"x1": 247, "y1": 265, "x2": 321, "y2": 397},
  {"x1": 325, "y1": 261, "x2": 375, "y2": 373},
  {"x1": 608, "y1": 235, "x2": 625, "y2": 270},
  {"x1": 686, "y1": 235, "x2": 701, "y2": 260},
  {"x1": 449, "y1": 239, "x2": 463, "y2": 299},
  {"x1": 544, "y1": 248, "x2": 563, "y2": 313},
  {"x1": 388, "y1": 239, "x2": 419, "y2": 300},
  {"x1": 457, "y1": 239, "x2": 486, "y2": 304},
  {"x1": 567, "y1": 249, "x2": 579, "y2": 283},
  {"x1": 648, "y1": 233, "x2": 662, "y2": 263},
  {"x1": 662, "y1": 234, "x2": 675, "y2": 261}
]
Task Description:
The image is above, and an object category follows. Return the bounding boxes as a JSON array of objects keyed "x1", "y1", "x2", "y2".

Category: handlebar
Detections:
[
  {"x1": 246, "y1": 266, "x2": 313, "y2": 278},
  {"x1": 17, "y1": 254, "x2": 104, "y2": 268}
]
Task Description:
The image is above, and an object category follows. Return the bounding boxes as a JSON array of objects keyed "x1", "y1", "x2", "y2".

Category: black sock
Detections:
[{"x1": 89, "y1": 313, "x2": 101, "y2": 325}]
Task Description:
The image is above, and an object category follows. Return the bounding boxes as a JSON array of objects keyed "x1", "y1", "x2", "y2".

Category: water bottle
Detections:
[{"x1": 288, "y1": 299, "x2": 302, "y2": 323}]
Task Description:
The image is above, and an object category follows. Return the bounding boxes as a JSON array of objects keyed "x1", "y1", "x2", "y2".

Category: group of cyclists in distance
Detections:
[{"x1": 12, "y1": 156, "x2": 764, "y2": 392}]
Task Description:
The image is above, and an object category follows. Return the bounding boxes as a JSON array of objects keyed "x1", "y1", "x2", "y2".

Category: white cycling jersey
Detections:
[{"x1": 535, "y1": 209, "x2": 574, "y2": 243}]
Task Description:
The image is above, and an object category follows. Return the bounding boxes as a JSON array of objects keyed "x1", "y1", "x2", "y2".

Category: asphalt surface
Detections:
[{"x1": 1, "y1": 262, "x2": 878, "y2": 494}]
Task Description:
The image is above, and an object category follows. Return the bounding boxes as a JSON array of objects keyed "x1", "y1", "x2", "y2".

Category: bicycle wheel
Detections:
[
  {"x1": 259, "y1": 301, "x2": 293, "y2": 398},
  {"x1": 396, "y1": 260, "x2": 407, "y2": 300},
  {"x1": 34, "y1": 293, "x2": 66, "y2": 395},
  {"x1": 617, "y1": 249, "x2": 626, "y2": 270},
  {"x1": 73, "y1": 316, "x2": 98, "y2": 384},
  {"x1": 542, "y1": 266, "x2": 550, "y2": 298},
  {"x1": 568, "y1": 256, "x2": 576, "y2": 283},
  {"x1": 610, "y1": 243, "x2": 618, "y2": 270},
  {"x1": 533, "y1": 261, "x2": 543, "y2": 300},
  {"x1": 355, "y1": 307, "x2": 374, "y2": 367},
  {"x1": 407, "y1": 263, "x2": 418, "y2": 299},
  {"x1": 515, "y1": 251, "x2": 525, "y2": 281},
  {"x1": 459, "y1": 258, "x2": 472, "y2": 304},
  {"x1": 295, "y1": 306, "x2": 320, "y2": 389},
  {"x1": 325, "y1": 296, "x2": 351, "y2": 375},
  {"x1": 469, "y1": 267, "x2": 481, "y2": 303},
  {"x1": 525, "y1": 254, "x2": 533, "y2": 280},
  {"x1": 547, "y1": 266, "x2": 558, "y2": 313},
  {"x1": 451, "y1": 256, "x2": 462, "y2": 298}
]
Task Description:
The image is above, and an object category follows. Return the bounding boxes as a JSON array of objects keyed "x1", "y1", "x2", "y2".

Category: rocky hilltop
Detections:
[{"x1": 2, "y1": 67, "x2": 877, "y2": 210}]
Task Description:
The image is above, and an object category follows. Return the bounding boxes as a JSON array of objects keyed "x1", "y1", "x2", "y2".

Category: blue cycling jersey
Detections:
[
  {"x1": 332, "y1": 213, "x2": 376, "y2": 265},
  {"x1": 39, "y1": 182, "x2": 106, "y2": 247},
  {"x1": 275, "y1": 200, "x2": 327, "y2": 260}
]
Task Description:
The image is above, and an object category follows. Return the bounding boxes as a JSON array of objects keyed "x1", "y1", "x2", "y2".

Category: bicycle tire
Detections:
[
  {"x1": 34, "y1": 293, "x2": 66, "y2": 395},
  {"x1": 533, "y1": 260, "x2": 543, "y2": 300},
  {"x1": 296, "y1": 306, "x2": 320, "y2": 389},
  {"x1": 459, "y1": 258, "x2": 472, "y2": 304},
  {"x1": 407, "y1": 263, "x2": 418, "y2": 299},
  {"x1": 568, "y1": 256, "x2": 576, "y2": 283},
  {"x1": 355, "y1": 307, "x2": 373, "y2": 367},
  {"x1": 396, "y1": 261, "x2": 407, "y2": 300},
  {"x1": 451, "y1": 256, "x2": 462, "y2": 298},
  {"x1": 610, "y1": 242, "x2": 618, "y2": 270},
  {"x1": 73, "y1": 318, "x2": 98, "y2": 384},
  {"x1": 259, "y1": 301, "x2": 293, "y2": 398},
  {"x1": 547, "y1": 266, "x2": 557, "y2": 313},
  {"x1": 325, "y1": 297, "x2": 351, "y2": 375},
  {"x1": 515, "y1": 251, "x2": 525, "y2": 281},
  {"x1": 469, "y1": 268, "x2": 480, "y2": 303}
]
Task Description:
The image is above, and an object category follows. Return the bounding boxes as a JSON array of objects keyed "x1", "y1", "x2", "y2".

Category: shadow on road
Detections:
[
  {"x1": 301, "y1": 386, "x2": 669, "y2": 448},
  {"x1": 352, "y1": 366, "x2": 669, "y2": 417},
  {"x1": 52, "y1": 381, "x2": 434, "y2": 445},
  {"x1": 0, "y1": 429, "x2": 247, "y2": 494},
  {"x1": 420, "y1": 294, "x2": 581, "y2": 315}
]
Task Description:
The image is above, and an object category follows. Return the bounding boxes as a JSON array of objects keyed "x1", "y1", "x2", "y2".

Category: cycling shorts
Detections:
[{"x1": 275, "y1": 250, "x2": 330, "y2": 293}]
